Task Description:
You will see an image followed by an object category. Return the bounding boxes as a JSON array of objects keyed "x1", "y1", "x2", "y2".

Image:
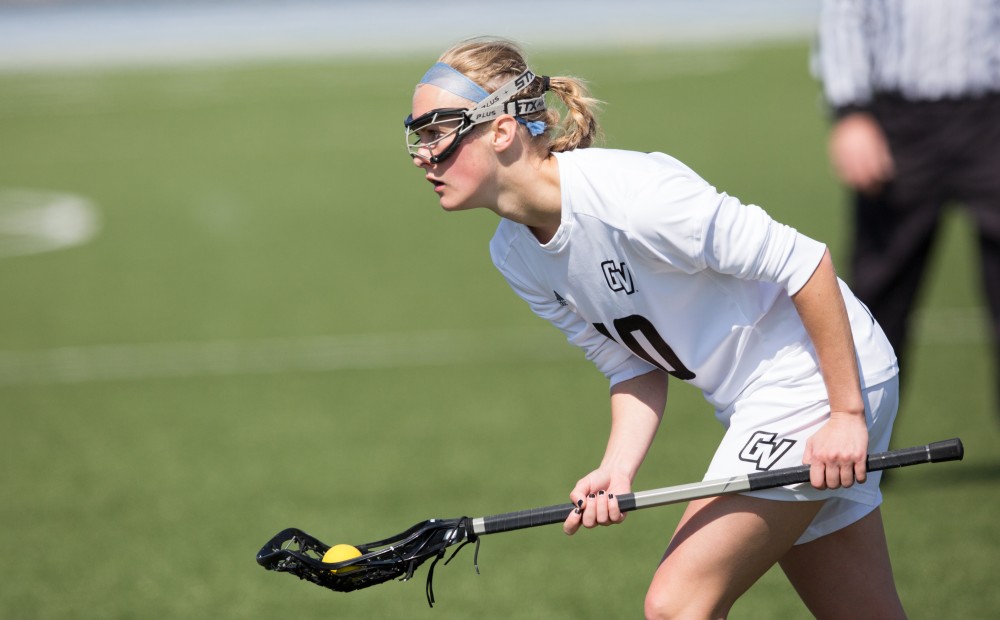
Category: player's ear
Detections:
[{"x1": 491, "y1": 115, "x2": 520, "y2": 154}]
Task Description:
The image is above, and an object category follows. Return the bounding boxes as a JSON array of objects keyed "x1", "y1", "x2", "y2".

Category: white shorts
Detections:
[{"x1": 703, "y1": 376, "x2": 899, "y2": 544}]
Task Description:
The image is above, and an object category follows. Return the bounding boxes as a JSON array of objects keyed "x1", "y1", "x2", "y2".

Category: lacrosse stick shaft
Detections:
[{"x1": 471, "y1": 438, "x2": 963, "y2": 536}]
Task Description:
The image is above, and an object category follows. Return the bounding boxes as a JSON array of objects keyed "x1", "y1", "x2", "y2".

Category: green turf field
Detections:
[{"x1": 1, "y1": 41, "x2": 997, "y2": 619}]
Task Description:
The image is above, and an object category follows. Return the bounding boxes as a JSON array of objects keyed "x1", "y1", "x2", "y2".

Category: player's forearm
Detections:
[
  {"x1": 792, "y1": 249, "x2": 866, "y2": 416},
  {"x1": 600, "y1": 370, "x2": 669, "y2": 481}
]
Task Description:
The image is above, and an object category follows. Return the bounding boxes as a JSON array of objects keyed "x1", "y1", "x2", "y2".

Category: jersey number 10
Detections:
[{"x1": 594, "y1": 314, "x2": 696, "y2": 380}]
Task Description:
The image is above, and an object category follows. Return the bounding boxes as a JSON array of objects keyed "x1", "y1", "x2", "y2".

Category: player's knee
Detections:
[
  {"x1": 644, "y1": 588, "x2": 702, "y2": 620},
  {"x1": 645, "y1": 584, "x2": 729, "y2": 620},
  {"x1": 643, "y1": 589, "x2": 674, "y2": 620}
]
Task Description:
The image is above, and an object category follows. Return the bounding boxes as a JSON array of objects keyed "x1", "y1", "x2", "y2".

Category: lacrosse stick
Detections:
[{"x1": 257, "y1": 438, "x2": 963, "y2": 606}]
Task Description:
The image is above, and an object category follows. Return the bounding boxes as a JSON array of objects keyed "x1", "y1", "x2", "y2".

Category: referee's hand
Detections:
[{"x1": 829, "y1": 112, "x2": 895, "y2": 195}]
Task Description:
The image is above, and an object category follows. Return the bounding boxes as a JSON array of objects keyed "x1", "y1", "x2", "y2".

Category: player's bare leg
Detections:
[
  {"x1": 779, "y1": 507, "x2": 906, "y2": 619},
  {"x1": 644, "y1": 495, "x2": 821, "y2": 620}
]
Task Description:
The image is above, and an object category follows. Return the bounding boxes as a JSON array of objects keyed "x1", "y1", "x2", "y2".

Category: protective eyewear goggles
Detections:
[
  {"x1": 404, "y1": 108, "x2": 476, "y2": 164},
  {"x1": 404, "y1": 66, "x2": 547, "y2": 164}
]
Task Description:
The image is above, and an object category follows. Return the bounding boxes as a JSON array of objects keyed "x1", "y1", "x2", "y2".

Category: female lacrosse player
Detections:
[{"x1": 405, "y1": 38, "x2": 904, "y2": 619}]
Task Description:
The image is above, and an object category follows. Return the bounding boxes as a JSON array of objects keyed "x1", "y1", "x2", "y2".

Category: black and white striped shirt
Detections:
[{"x1": 814, "y1": 0, "x2": 1000, "y2": 111}]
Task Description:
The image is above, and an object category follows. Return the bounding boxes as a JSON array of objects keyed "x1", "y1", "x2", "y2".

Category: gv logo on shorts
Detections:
[{"x1": 739, "y1": 431, "x2": 796, "y2": 471}]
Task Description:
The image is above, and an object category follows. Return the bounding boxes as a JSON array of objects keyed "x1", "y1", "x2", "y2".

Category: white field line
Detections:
[
  {"x1": 0, "y1": 189, "x2": 100, "y2": 258},
  {"x1": 0, "y1": 307, "x2": 988, "y2": 387},
  {"x1": 0, "y1": 328, "x2": 577, "y2": 386}
]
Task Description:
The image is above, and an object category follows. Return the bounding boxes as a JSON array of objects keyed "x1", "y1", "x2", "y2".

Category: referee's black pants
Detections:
[{"x1": 850, "y1": 94, "x2": 1000, "y2": 410}]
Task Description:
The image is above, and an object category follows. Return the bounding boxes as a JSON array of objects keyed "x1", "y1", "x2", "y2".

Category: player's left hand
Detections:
[{"x1": 803, "y1": 412, "x2": 869, "y2": 490}]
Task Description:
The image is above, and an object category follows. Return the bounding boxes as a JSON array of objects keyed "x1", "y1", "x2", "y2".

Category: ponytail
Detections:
[{"x1": 545, "y1": 75, "x2": 602, "y2": 152}]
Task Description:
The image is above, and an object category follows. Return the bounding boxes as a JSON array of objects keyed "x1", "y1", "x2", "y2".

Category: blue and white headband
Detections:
[
  {"x1": 419, "y1": 62, "x2": 490, "y2": 102},
  {"x1": 417, "y1": 62, "x2": 548, "y2": 136}
]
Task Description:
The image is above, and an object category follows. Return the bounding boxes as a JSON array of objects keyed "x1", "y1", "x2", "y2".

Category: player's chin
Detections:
[{"x1": 437, "y1": 195, "x2": 475, "y2": 213}]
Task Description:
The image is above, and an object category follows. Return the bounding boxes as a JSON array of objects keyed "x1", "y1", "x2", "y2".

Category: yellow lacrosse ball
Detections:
[{"x1": 322, "y1": 544, "x2": 362, "y2": 574}]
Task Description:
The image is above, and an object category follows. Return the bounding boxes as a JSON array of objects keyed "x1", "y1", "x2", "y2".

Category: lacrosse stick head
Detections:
[{"x1": 256, "y1": 517, "x2": 477, "y2": 603}]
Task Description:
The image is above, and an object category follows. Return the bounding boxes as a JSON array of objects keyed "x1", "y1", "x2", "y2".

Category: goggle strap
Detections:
[
  {"x1": 467, "y1": 96, "x2": 546, "y2": 125},
  {"x1": 469, "y1": 69, "x2": 535, "y2": 110}
]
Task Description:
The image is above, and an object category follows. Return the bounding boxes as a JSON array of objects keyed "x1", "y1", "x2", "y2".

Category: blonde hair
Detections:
[{"x1": 438, "y1": 37, "x2": 602, "y2": 153}]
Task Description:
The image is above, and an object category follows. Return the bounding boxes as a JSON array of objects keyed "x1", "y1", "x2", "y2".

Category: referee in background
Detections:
[{"x1": 813, "y1": 0, "x2": 1000, "y2": 417}]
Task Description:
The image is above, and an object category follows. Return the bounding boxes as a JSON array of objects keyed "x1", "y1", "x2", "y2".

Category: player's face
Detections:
[{"x1": 410, "y1": 85, "x2": 496, "y2": 212}]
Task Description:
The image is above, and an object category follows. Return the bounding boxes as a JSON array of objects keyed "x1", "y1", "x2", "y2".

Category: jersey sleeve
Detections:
[
  {"x1": 629, "y1": 163, "x2": 827, "y2": 295},
  {"x1": 490, "y1": 232, "x2": 658, "y2": 387},
  {"x1": 706, "y1": 196, "x2": 827, "y2": 295}
]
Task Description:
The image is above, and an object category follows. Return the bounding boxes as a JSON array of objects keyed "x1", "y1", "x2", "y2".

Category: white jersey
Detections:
[{"x1": 490, "y1": 148, "x2": 897, "y2": 412}]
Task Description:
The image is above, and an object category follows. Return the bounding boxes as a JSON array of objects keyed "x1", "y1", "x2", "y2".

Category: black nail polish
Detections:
[
  {"x1": 588, "y1": 493, "x2": 596, "y2": 499},
  {"x1": 574, "y1": 508, "x2": 581, "y2": 514},
  {"x1": 577, "y1": 499, "x2": 584, "y2": 508},
  {"x1": 608, "y1": 494, "x2": 614, "y2": 499},
  {"x1": 598, "y1": 490, "x2": 605, "y2": 496}
]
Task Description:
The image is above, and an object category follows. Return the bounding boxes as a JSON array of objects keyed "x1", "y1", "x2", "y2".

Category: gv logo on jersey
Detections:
[
  {"x1": 739, "y1": 431, "x2": 797, "y2": 471},
  {"x1": 602, "y1": 260, "x2": 635, "y2": 295}
]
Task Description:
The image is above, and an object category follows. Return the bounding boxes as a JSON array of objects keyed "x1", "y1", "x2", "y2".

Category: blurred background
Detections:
[
  {"x1": 1, "y1": 0, "x2": 818, "y2": 70},
  {"x1": 2, "y1": 1, "x2": 996, "y2": 618}
]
